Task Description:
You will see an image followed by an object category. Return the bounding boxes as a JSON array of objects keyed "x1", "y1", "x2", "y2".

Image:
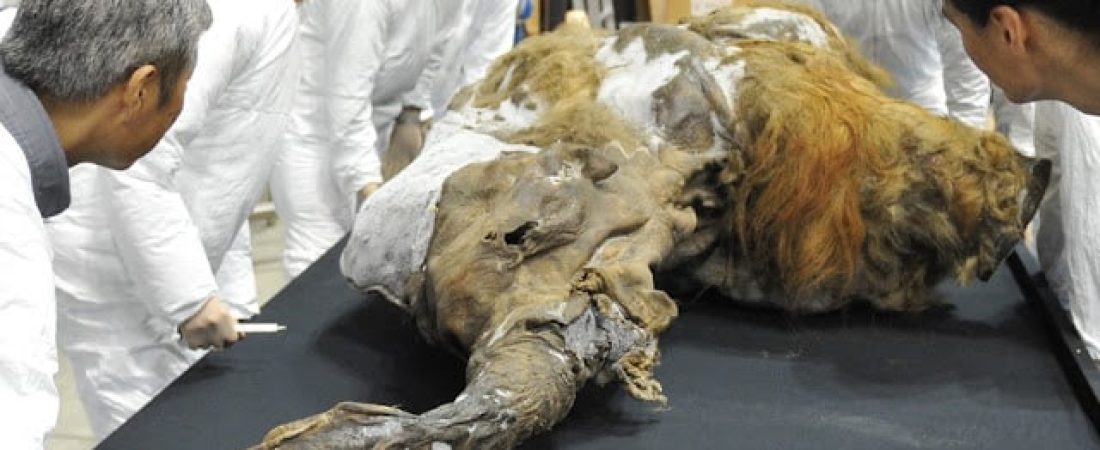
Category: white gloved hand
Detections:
[{"x1": 179, "y1": 296, "x2": 243, "y2": 350}]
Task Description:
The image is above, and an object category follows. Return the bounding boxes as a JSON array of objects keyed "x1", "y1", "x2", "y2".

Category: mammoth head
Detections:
[
  {"x1": 939, "y1": 130, "x2": 1052, "y2": 284},
  {"x1": 973, "y1": 156, "x2": 1051, "y2": 281}
]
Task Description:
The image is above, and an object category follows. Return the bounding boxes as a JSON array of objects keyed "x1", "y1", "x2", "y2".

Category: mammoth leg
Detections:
[{"x1": 255, "y1": 306, "x2": 655, "y2": 450}]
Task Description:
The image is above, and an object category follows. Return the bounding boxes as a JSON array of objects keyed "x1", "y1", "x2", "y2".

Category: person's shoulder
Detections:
[
  {"x1": 0, "y1": 7, "x2": 15, "y2": 37},
  {"x1": 0, "y1": 122, "x2": 30, "y2": 175},
  {"x1": 0, "y1": 122, "x2": 38, "y2": 211}
]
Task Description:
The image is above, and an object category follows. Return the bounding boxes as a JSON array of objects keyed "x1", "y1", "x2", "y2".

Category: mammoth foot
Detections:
[
  {"x1": 254, "y1": 306, "x2": 663, "y2": 450},
  {"x1": 255, "y1": 400, "x2": 519, "y2": 450}
]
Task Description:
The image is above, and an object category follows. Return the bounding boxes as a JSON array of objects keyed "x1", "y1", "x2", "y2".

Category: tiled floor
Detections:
[{"x1": 45, "y1": 216, "x2": 287, "y2": 449}]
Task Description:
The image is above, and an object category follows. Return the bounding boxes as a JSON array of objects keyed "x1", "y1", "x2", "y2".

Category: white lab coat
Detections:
[
  {"x1": 1034, "y1": 101, "x2": 1100, "y2": 360},
  {"x1": 0, "y1": 7, "x2": 15, "y2": 34},
  {"x1": 0, "y1": 125, "x2": 59, "y2": 450},
  {"x1": 48, "y1": 0, "x2": 298, "y2": 437},
  {"x1": 801, "y1": 0, "x2": 991, "y2": 128},
  {"x1": 419, "y1": 0, "x2": 516, "y2": 118},
  {"x1": 271, "y1": 0, "x2": 440, "y2": 278}
]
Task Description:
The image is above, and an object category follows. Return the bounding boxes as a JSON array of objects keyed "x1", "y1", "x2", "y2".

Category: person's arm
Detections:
[
  {"x1": 459, "y1": 0, "x2": 516, "y2": 88},
  {"x1": 0, "y1": 134, "x2": 59, "y2": 449},
  {"x1": 325, "y1": 0, "x2": 389, "y2": 198},
  {"x1": 103, "y1": 14, "x2": 241, "y2": 348},
  {"x1": 402, "y1": 1, "x2": 460, "y2": 120},
  {"x1": 934, "y1": 11, "x2": 991, "y2": 129},
  {"x1": 383, "y1": 2, "x2": 457, "y2": 181},
  {"x1": 215, "y1": 222, "x2": 260, "y2": 319}
]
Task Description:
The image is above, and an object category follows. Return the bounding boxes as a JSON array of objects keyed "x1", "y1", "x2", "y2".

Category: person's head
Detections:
[
  {"x1": 943, "y1": 0, "x2": 1100, "y2": 114},
  {"x1": 0, "y1": 0, "x2": 212, "y2": 168}
]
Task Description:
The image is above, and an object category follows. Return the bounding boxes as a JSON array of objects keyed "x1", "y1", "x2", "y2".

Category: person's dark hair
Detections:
[
  {"x1": 0, "y1": 0, "x2": 212, "y2": 105},
  {"x1": 947, "y1": 0, "x2": 1100, "y2": 46}
]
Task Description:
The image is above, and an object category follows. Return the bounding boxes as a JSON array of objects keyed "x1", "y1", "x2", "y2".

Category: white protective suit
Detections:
[
  {"x1": 272, "y1": 0, "x2": 442, "y2": 278},
  {"x1": 801, "y1": 0, "x2": 991, "y2": 129},
  {"x1": 0, "y1": 123, "x2": 60, "y2": 450},
  {"x1": 47, "y1": 0, "x2": 298, "y2": 437},
  {"x1": 1034, "y1": 101, "x2": 1100, "y2": 360},
  {"x1": 419, "y1": 0, "x2": 516, "y2": 119},
  {"x1": 1, "y1": 9, "x2": 62, "y2": 449},
  {"x1": 0, "y1": 6, "x2": 14, "y2": 32}
]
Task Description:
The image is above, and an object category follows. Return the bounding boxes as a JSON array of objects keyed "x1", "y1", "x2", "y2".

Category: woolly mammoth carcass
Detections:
[{"x1": 255, "y1": 4, "x2": 1049, "y2": 449}]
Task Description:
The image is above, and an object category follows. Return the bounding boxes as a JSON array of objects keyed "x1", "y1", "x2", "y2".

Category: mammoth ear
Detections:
[{"x1": 1018, "y1": 158, "x2": 1051, "y2": 229}]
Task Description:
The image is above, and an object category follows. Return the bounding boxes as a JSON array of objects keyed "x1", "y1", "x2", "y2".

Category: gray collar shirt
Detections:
[{"x1": 0, "y1": 62, "x2": 70, "y2": 218}]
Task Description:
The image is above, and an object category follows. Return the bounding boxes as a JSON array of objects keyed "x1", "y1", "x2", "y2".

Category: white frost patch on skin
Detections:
[
  {"x1": 702, "y1": 56, "x2": 747, "y2": 156},
  {"x1": 451, "y1": 93, "x2": 544, "y2": 136},
  {"x1": 547, "y1": 161, "x2": 582, "y2": 185},
  {"x1": 705, "y1": 56, "x2": 746, "y2": 113},
  {"x1": 736, "y1": 8, "x2": 830, "y2": 47},
  {"x1": 493, "y1": 388, "x2": 515, "y2": 399},
  {"x1": 339, "y1": 119, "x2": 539, "y2": 302},
  {"x1": 595, "y1": 37, "x2": 689, "y2": 136},
  {"x1": 448, "y1": 62, "x2": 543, "y2": 135},
  {"x1": 431, "y1": 442, "x2": 453, "y2": 450}
]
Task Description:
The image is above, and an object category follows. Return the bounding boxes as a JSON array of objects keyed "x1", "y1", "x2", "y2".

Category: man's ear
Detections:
[
  {"x1": 120, "y1": 64, "x2": 160, "y2": 121},
  {"x1": 988, "y1": 5, "x2": 1031, "y2": 55}
]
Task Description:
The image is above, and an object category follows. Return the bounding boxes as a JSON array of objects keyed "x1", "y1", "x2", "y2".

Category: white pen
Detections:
[{"x1": 236, "y1": 323, "x2": 287, "y2": 334}]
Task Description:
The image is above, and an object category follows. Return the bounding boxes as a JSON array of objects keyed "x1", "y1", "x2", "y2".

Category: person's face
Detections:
[
  {"x1": 942, "y1": 1, "x2": 1040, "y2": 103},
  {"x1": 95, "y1": 65, "x2": 191, "y2": 169}
]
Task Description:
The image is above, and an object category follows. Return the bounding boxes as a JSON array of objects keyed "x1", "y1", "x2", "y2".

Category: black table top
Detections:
[{"x1": 100, "y1": 240, "x2": 1100, "y2": 449}]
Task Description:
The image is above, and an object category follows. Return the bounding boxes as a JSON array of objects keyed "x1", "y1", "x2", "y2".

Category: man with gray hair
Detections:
[
  {"x1": 0, "y1": 0, "x2": 211, "y2": 447},
  {"x1": 49, "y1": 0, "x2": 300, "y2": 437}
]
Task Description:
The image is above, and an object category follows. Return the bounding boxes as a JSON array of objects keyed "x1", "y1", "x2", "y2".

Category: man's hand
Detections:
[{"x1": 179, "y1": 296, "x2": 242, "y2": 350}]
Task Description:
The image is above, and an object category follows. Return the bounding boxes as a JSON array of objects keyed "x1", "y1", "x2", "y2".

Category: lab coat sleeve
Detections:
[
  {"x1": 935, "y1": 15, "x2": 990, "y2": 129},
  {"x1": 326, "y1": 0, "x2": 389, "y2": 196},
  {"x1": 0, "y1": 130, "x2": 59, "y2": 449},
  {"x1": 216, "y1": 223, "x2": 259, "y2": 320},
  {"x1": 403, "y1": 3, "x2": 453, "y2": 119},
  {"x1": 104, "y1": 20, "x2": 240, "y2": 329},
  {"x1": 460, "y1": 0, "x2": 516, "y2": 88}
]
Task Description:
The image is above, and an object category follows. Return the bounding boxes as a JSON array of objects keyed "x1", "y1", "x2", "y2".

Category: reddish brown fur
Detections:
[
  {"x1": 732, "y1": 41, "x2": 1030, "y2": 301},
  {"x1": 733, "y1": 43, "x2": 895, "y2": 296}
]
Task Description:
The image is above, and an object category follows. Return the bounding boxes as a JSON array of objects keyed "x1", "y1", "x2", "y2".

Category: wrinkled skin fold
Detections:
[{"x1": 255, "y1": 2, "x2": 1050, "y2": 449}]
